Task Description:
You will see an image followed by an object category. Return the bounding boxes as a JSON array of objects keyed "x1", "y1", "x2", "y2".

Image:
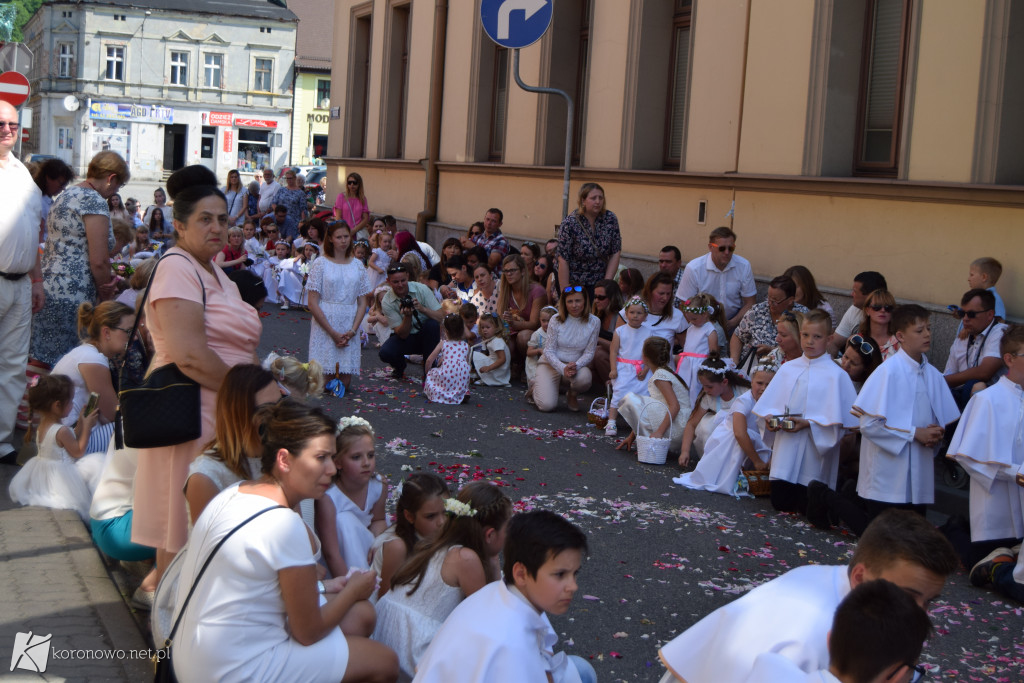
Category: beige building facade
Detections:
[{"x1": 325, "y1": 0, "x2": 1023, "y2": 318}]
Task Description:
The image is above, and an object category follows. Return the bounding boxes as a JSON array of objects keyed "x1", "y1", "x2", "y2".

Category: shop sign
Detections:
[
  {"x1": 307, "y1": 113, "x2": 329, "y2": 124},
  {"x1": 234, "y1": 117, "x2": 277, "y2": 129},
  {"x1": 223, "y1": 130, "x2": 234, "y2": 152},
  {"x1": 208, "y1": 111, "x2": 233, "y2": 127},
  {"x1": 89, "y1": 101, "x2": 174, "y2": 124}
]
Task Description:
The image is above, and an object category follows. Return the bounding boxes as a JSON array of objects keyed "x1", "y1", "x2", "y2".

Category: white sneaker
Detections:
[
  {"x1": 280, "y1": 301, "x2": 290, "y2": 310},
  {"x1": 604, "y1": 420, "x2": 617, "y2": 437}
]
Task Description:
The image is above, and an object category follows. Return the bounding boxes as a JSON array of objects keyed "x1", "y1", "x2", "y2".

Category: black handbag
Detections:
[
  {"x1": 153, "y1": 505, "x2": 283, "y2": 682},
  {"x1": 117, "y1": 253, "x2": 206, "y2": 449}
]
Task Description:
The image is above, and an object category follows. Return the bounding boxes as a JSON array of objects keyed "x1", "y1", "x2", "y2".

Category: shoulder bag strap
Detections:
[{"x1": 164, "y1": 504, "x2": 285, "y2": 645}]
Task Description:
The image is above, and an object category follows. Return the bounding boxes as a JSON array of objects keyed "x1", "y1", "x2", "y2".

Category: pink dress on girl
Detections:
[{"x1": 424, "y1": 340, "x2": 471, "y2": 405}]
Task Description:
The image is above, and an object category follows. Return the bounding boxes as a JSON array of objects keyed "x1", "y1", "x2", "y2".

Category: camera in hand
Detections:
[{"x1": 399, "y1": 295, "x2": 416, "y2": 310}]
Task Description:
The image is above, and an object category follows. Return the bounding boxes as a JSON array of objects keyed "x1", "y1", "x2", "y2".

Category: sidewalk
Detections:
[{"x1": 0, "y1": 464, "x2": 151, "y2": 682}]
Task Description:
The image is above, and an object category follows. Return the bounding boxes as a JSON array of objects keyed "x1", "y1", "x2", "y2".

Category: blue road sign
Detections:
[{"x1": 480, "y1": 0, "x2": 553, "y2": 50}]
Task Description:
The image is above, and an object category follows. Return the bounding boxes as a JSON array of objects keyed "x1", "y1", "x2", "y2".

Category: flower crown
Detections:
[
  {"x1": 337, "y1": 415, "x2": 373, "y2": 432},
  {"x1": 625, "y1": 296, "x2": 649, "y2": 312},
  {"x1": 444, "y1": 497, "x2": 476, "y2": 518},
  {"x1": 681, "y1": 299, "x2": 713, "y2": 315},
  {"x1": 753, "y1": 359, "x2": 779, "y2": 375},
  {"x1": 698, "y1": 362, "x2": 728, "y2": 376}
]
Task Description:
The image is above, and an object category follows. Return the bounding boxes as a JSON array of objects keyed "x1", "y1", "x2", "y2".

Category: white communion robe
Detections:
[
  {"x1": 743, "y1": 653, "x2": 843, "y2": 683},
  {"x1": 753, "y1": 354, "x2": 858, "y2": 488},
  {"x1": 853, "y1": 350, "x2": 960, "y2": 505},
  {"x1": 658, "y1": 564, "x2": 851, "y2": 683},
  {"x1": 412, "y1": 581, "x2": 582, "y2": 683},
  {"x1": 947, "y1": 377, "x2": 1024, "y2": 541}
]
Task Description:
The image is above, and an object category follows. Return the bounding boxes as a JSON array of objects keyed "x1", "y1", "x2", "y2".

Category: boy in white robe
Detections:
[
  {"x1": 657, "y1": 510, "x2": 958, "y2": 683},
  {"x1": 413, "y1": 510, "x2": 595, "y2": 683},
  {"x1": 753, "y1": 310, "x2": 858, "y2": 514},
  {"x1": 946, "y1": 325, "x2": 1024, "y2": 567},
  {"x1": 743, "y1": 579, "x2": 932, "y2": 683}
]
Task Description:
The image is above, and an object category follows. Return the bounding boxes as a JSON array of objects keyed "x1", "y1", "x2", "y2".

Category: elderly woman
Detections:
[
  {"x1": 497, "y1": 253, "x2": 547, "y2": 374},
  {"x1": 215, "y1": 226, "x2": 249, "y2": 273},
  {"x1": 469, "y1": 264, "x2": 499, "y2": 316},
  {"x1": 557, "y1": 182, "x2": 621, "y2": 294},
  {"x1": 171, "y1": 399, "x2": 398, "y2": 683},
  {"x1": 275, "y1": 168, "x2": 309, "y2": 226},
  {"x1": 589, "y1": 278, "x2": 625, "y2": 388},
  {"x1": 244, "y1": 180, "x2": 262, "y2": 224},
  {"x1": 730, "y1": 275, "x2": 809, "y2": 368},
  {"x1": 132, "y1": 177, "x2": 262, "y2": 587},
  {"x1": 534, "y1": 285, "x2": 600, "y2": 412},
  {"x1": 30, "y1": 151, "x2": 126, "y2": 368}
]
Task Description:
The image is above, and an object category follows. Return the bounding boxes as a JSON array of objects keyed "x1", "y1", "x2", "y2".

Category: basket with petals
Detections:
[
  {"x1": 587, "y1": 386, "x2": 612, "y2": 430},
  {"x1": 742, "y1": 469, "x2": 772, "y2": 497}
]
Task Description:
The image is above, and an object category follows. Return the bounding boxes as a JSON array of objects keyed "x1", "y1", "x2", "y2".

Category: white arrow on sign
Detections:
[{"x1": 497, "y1": 0, "x2": 547, "y2": 40}]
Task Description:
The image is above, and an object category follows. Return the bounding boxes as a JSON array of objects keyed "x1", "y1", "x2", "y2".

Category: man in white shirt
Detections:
[
  {"x1": 830, "y1": 271, "x2": 887, "y2": 355},
  {"x1": 0, "y1": 101, "x2": 43, "y2": 465},
  {"x1": 257, "y1": 167, "x2": 281, "y2": 218},
  {"x1": 944, "y1": 288, "x2": 1008, "y2": 409},
  {"x1": 676, "y1": 227, "x2": 755, "y2": 332}
]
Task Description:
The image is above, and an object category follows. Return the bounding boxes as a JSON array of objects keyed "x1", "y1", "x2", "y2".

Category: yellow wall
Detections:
[
  {"x1": 438, "y1": 4, "x2": 475, "y2": 162},
  {"x1": 292, "y1": 72, "x2": 330, "y2": 165},
  {"x1": 582, "y1": 0, "x2": 631, "y2": 168}
]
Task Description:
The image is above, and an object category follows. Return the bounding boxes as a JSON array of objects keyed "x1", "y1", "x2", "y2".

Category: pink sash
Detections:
[{"x1": 676, "y1": 351, "x2": 707, "y2": 374}]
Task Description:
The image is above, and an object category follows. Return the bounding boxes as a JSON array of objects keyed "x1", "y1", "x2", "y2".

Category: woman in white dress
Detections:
[
  {"x1": 307, "y1": 222, "x2": 371, "y2": 389},
  {"x1": 617, "y1": 337, "x2": 691, "y2": 456},
  {"x1": 171, "y1": 399, "x2": 398, "y2": 683}
]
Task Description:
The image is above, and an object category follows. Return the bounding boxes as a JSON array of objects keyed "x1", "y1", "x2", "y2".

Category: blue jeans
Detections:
[
  {"x1": 378, "y1": 318, "x2": 440, "y2": 374},
  {"x1": 993, "y1": 562, "x2": 1024, "y2": 604},
  {"x1": 91, "y1": 512, "x2": 155, "y2": 562}
]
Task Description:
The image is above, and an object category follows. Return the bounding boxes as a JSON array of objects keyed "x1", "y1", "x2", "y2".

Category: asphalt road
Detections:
[{"x1": 259, "y1": 307, "x2": 1023, "y2": 682}]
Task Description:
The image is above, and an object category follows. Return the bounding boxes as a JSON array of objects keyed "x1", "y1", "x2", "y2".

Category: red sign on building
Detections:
[
  {"x1": 223, "y1": 130, "x2": 233, "y2": 153},
  {"x1": 208, "y1": 111, "x2": 233, "y2": 127},
  {"x1": 234, "y1": 117, "x2": 277, "y2": 129}
]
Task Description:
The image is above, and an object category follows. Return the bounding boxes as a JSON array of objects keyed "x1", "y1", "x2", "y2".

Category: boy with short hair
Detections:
[
  {"x1": 413, "y1": 510, "x2": 593, "y2": 683},
  {"x1": 744, "y1": 579, "x2": 932, "y2": 683},
  {"x1": 754, "y1": 309, "x2": 859, "y2": 513},
  {"x1": 658, "y1": 509, "x2": 958, "y2": 683},
  {"x1": 947, "y1": 325, "x2": 1024, "y2": 567},
  {"x1": 967, "y1": 257, "x2": 1006, "y2": 320}
]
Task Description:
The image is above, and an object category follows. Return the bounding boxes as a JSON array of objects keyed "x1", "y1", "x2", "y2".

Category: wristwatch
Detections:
[{"x1": 317, "y1": 580, "x2": 326, "y2": 594}]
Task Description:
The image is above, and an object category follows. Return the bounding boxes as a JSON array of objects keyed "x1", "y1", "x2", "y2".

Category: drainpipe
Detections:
[{"x1": 415, "y1": 0, "x2": 449, "y2": 241}]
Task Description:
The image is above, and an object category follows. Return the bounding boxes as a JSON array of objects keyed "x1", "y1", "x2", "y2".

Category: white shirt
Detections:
[
  {"x1": 943, "y1": 320, "x2": 1007, "y2": 379},
  {"x1": 51, "y1": 342, "x2": 109, "y2": 427},
  {"x1": 0, "y1": 153, "x2": 42, "y2": 273},
  {"x1": 418, "y1": 240, "x2": 441, "y2": 266},
  {"x1": 258, "y1": 180, "x2": 282, "y2": 213},
  {"x1": 89, "y1": 445, "x2": 140, "y2": 521},
  {"x1": 677, "y1": 252, "x2": 756, "y2": 320},
  {"x1": 834, "y1": 305, "x2": 863, "y2": 339},
  {"x1": 745, "y1": 654, "x2": 842, "y2": 683}
]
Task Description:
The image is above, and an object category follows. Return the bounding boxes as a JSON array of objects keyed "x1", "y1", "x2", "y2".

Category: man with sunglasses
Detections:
[
  {"x1": 943, "y1": 288, "x2": 1007, "y2": 410},
  {"x1": 677, "y1": 226, "x2": 756, "y2": 332},
  {"x1": 378, "y1": 265, "x2": 443, "y2": 380},
  {"x1": 0, "y1": 101, "x2": 43, "y2": 465}
]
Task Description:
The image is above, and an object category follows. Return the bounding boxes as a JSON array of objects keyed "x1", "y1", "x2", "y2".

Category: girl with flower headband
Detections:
[
  {"x1": 604, "y1": 296, "x2": 652, "y2": 437},
  {"x1": 366, "y1": 230, "x2": 393, "y2": 291},
  {"x1": 677, "y1": 293, "x2": 721, "y2": 406},
  {"x1": 316, "y1": 416, "x2": 388, "y2": 578},
  {"x1": 372, "y1": 480, "x2": 512, "y2": 681},
  {"x1": 615, "y1": 336, "x2": 690, "y2": 455},
  {"x1": 471, "y1": 312, "x2": 511, "y2": 387},
  {"x1": 263, "y1": 351, "x2": 325, "y2": 398},
  {"x1": 675, "y1": 360, "x2": 777, "y2": 489},
  {"x1": 678, "y1": 351, "x2": 751, "y2": 466}
]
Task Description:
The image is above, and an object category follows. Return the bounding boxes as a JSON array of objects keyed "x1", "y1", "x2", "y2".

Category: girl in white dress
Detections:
[
  {"x1": 471, "y1": 313, "x2": 511, "y2": 387},
  {"x1": 616, "y1": 337, "x2": 692, "y2": 458},
  {"x1": 8, "y1": 375, "x2": 100, "y2": 520},
  {"x1": 678, "y1": 352, "x2": 751, "y2": 467},
  {"x1": 366, "y1": 231, "x2": 393, "y2": 291},
  {"x1": 677, "y1": 293, "x2": 722, "y2": 405},
  {"x1": 368, "y1": 472, "x2": 450, "y2": 599},
  {"x1": 308, "y1": 222, "x2": 371, "y2": 390},
  {"x1": 263, "y1": 241, "x2": 290, "y2": 305},
  {"x1": 524, "y1": 307, "x2": 555, "y2": 403},
  {"x1": 372, "y1": 481, "x2": 513, "y2": 682},
  {"x1": 675, "y1": 362, "x2": 777, "y2": 492},
  {"x1": 424, "y1": 314, "x2": 472, "y2": 404},
  {"x1": 604, "y1": 297, "x2": 651, "y2": 436},
  {"x1": 278, "y1": 243, "x2": 318, "y2": 310},
  {"x1": 316, "y1": 416, "x2": 388, "y2": 578}
]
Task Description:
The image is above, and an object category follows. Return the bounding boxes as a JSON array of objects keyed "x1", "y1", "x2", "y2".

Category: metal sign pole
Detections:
[{"x1": 512, "y1": 49, "x2": 572, "y2": 220}]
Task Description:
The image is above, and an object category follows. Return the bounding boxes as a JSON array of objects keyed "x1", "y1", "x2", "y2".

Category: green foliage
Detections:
[{"x1": 6, "y1": 0, "x2": 43, "y2": 43}]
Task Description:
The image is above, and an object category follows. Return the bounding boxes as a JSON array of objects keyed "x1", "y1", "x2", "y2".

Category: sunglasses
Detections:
[
  {"x1": 347, "y1": 180, "x2": 359, "y2": 185},
  {"x1": 849, "y1": 334, "x2": 875, "y2": 355},
  {"x1": 594, "y1": 294, "x2": 608, "y2": 301},
  {"x1": 869, "y1": 304, "x2": 895, "y2": 312},
  {"x1": 948, "y1": 305, "x2": 992, "y2": 320},
  {"x1": 0, "y1": 121, "x2": 19, "y2": 131},
  {"x1": 563, "y1": 286, "x2": 583, "y2": 293},
  {"x1": 711, "y1": 244, "x2": 736, "y2": 253},
  {"x1": 387, "y1": 265, "x2": 409, "y2": 276},
  {"x1": 522, "y1": 241, "x2": 537, "y2": 247},
  {"x1": 535, "y1": 263, "x2": 547, "y2": 270}
]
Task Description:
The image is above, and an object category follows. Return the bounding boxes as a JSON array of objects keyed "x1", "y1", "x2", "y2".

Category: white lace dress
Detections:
[
  {"x1": 8, "y1": 423, "x2": 96, "y2": 520},
  {"x1": 372, "y1": 545, "x2": 466, "y2": 682},
  {"x1": 308, "y1": 257, "x2": 372, "y2": 376}
]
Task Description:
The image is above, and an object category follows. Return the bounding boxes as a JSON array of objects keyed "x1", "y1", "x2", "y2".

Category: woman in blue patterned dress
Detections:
[
  {"x1": 275, "y1": 169, "x2": 309, "y2": 227},
  {"x1": 30, "y1": 152, "x2": 128, "y2": 368}
]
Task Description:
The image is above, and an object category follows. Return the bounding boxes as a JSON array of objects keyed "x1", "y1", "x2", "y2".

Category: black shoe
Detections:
[
  {"x1": 390, "y1": 368, "x2": 405, "y2": 380},
  {"x1": 0, "y1": 449, "x2": 19, "y2": 467},
  {"x1": 806, "y1": 480, "x2": 832, "y2": 530}
]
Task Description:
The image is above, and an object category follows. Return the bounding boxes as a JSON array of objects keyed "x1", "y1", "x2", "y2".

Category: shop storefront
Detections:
[{"x1": 234, "y1": 117, "x2": 280, "y2": 173}]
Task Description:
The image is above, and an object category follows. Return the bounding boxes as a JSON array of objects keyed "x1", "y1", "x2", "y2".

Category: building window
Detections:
[
  {"x1": 664, "y1": 0, "x2": 692, "y2": 168},
  {"x1": 204, "y1": 53, "x2": 223, "y2": 88},
  {"x1": 57, "y1": 42, "x2": 74, "y2": 79},
  {"x1": 382, "y1": 4, "x2": 410, "y2": 159},
  {"x1": 104, "y1": 45, "x2": 124, "y2": 81},
  {"x1": 346, "y1": 12, "x2": 372, "y2": 157},
  {"x1": 62, "y1": 10, "x2": 72, "y2": 18},
  {"x1": 113, "y1": 14, "x2": 126, "y2": 21},
  {"x1": 260, "y1": 26, "x2": 272, "y2": 33},
  {"x1": 316, "y1": 79, "x2": 331, "y2": 108},
  {"x1": 170, "y1": 51, "x2": 188, "y2": 86},
  {"x1": 254, "y1": 58, "x2": 273, "y2": 92},
  {"x1": 489, "y1": 47, "x2": 510, "y2": 162},
  {"x1": 853, "y1": 0, "x2": 911, "y2": 177},
  {"x1": 571, "y1": 2, "x2": 591, "y2": 165}
]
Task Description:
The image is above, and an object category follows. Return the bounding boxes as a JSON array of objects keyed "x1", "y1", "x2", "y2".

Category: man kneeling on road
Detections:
[{"x1": 379, "y1": 264, "x2": 443, "y2": 380}]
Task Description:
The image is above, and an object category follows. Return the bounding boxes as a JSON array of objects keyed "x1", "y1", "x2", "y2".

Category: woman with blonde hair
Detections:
[
  {"x1": 556, "y1": 182, "x2": 622, "y2": 293},
  {"x1": 497, "y1": 253, "x2": 546, "y2": 377}
]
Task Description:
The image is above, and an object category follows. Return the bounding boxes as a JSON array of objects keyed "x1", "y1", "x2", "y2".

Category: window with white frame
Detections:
[
  {"x1": 170, "y1": 51, "x2": 189, "y2": 86},
  {"x1": 105, "y1": 45, "x2": 124, "y2": 81},
  {"x1": 316, "y1": 79, "x2": 331, "y2": 108},
  {"x1": 57, "y1": 42, "x2": 74, "y2": 78},
  {"x1": 254, "y1": 58, "x2": 273, "y2": 92},
  {"x1": 204, "y1": 53, "x2": 223, "y2": 88}
]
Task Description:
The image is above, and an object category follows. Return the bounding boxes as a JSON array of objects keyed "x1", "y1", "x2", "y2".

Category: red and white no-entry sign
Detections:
[{"x1": 0, "y1": 71, "x2": 31, "y2": 107}]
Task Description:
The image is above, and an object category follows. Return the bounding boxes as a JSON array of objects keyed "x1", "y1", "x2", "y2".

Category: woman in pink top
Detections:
[
  {"x1": 333, "y1": 172, "x2": 370, "y2": 238},
  {"x1": 132, "y1": 182, "x2": 262, "y2": 587}
]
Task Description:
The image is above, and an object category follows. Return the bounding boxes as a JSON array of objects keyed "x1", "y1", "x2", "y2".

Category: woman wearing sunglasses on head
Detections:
[
  {"x1": 858, "y1": 290, "x2": 899, "y2": 360},
  {"x1": 533, "y1": 285, "x2": 600, "y2": 413}
]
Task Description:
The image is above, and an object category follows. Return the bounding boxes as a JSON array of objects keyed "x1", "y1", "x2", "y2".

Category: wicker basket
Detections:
[
  {"x1": 587, "y1": 388, "x2": 611, "y2": 430},
  {"x1": 742, "y1": 469, "x2": 772, "y2": 497},
  {"x1": 636, "y1": 403, "x2": 672, "y2": 465}
]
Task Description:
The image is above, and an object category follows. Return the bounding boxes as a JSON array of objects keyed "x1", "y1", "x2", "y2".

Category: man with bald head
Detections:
[{"x1": 0, "y1": 101, "x2": 43, "y2": 465}]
